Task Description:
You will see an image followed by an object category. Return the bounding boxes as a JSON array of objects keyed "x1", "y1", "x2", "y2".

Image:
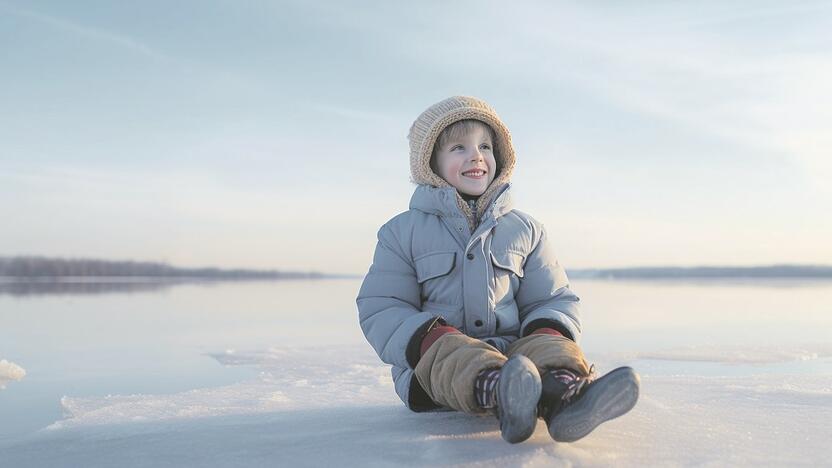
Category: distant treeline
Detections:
[
  {"x1": 3, "y1": 257, "x2": 830, "y2": 280},
  {"x1": 0, "y1": 256, "x2": 341, "y2": 279},
  {"x1": 569, "y1": 265, "x2": 832, "y2": 279},
  {"x1": 0, "y1": 280, "x2": 177, "y2": 297}
]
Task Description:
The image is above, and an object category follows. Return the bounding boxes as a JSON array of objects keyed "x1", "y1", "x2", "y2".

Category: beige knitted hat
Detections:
[{"x1": 407, "y1": 96, "x2": 516, "y2": 230}]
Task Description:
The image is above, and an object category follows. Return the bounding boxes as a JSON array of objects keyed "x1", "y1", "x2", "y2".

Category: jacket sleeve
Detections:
[
  {"x1": 356, "y1": 222, "x2": 441, "y2": 370},
  {"x1": 515, "y1": 224, "x2": 582, "y2": 342}
]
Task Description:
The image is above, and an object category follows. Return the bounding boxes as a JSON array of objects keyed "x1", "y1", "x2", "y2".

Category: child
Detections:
[{"x1": 356, "y1": 96, "x2": 639, "y2": 443}]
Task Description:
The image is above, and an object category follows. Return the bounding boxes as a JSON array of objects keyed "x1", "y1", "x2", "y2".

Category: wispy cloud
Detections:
[
  {"x1": 502, "y1": 2, "x2": 832, "y2": 193},
  {"x1": 0, "y1": 1, "x2": 175, "y2": 63},
  {"x1": 293, "y1": 1, "x2": 831, "y2": 191},
  {"x1": 1, "y1": 1, "x2": 829, "y2": 269},
  {"x1": 309, "y1": 103, "x2": 392, "y2": 122}
]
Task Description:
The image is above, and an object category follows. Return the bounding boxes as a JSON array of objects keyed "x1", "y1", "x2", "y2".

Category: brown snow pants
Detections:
[{"x1": 414, "y1": 333, "x2": 590, "y2": 414}]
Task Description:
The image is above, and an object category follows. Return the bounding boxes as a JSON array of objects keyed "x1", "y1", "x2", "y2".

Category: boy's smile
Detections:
[{"x1": 434, "y1": 123, "x2": 497, "y2": 197}]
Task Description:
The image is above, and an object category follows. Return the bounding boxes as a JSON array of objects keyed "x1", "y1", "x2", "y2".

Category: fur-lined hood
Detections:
[{"x1": 407, "y1": 96, "x2": 517, "y2": 232}]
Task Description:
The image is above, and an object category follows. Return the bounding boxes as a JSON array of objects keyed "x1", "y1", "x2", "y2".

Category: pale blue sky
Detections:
[{"x1": 1, "y1": 1, "x2": 830, "y2": 274}]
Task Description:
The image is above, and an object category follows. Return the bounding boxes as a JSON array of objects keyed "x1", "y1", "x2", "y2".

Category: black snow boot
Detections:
[
  {"x1": 495, "y1": 354, "x2": 542, "y2": 444},
  {"x1": 539, "y1": 365, "x2": 640, "y2": 443}
]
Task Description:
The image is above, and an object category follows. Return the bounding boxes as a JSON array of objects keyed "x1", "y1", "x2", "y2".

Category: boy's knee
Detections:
[
  {"x1": 415, "y1": 333, "x2": 507, "y2": 413},
  {"x1": 506, "y1": 334, "x2": 590, "y2": 375}
]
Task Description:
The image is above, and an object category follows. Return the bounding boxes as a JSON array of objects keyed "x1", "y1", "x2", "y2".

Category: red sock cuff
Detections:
[
  {"x1": 530, "y1": 327, "x2": 563, "y2": 337},
  {"x1": 420, "y1": 325, "x2": 461, "y2": 356}
]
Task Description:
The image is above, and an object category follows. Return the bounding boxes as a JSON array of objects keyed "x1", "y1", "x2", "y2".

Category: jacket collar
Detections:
[{"x1": 409, "y1": 182, "x2": 514, "y2": 222}]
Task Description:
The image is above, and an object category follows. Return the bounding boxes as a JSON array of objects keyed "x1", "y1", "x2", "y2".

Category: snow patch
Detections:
[
  {"x1": 424, "y1": 431, "x2": 499, "y2": 441},
  {"x1": 0, "y1": 359, "x2": 26, "y2": 389},
  {"x1": 4, "y1": 347, "x2": 832, "y2": 466},
  {"x1": 50, "y1": 345, "x2": 397, "y2": 429},
  {"x1": 631, "y1": 344, "x2": 832, "y2": 364}
]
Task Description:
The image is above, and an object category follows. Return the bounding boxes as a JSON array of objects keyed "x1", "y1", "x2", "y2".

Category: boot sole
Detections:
[
  {"x1": 498, "y1": 355, "x2": 542, "y2": 444},
  {"x1": 548, "y1": 366, "x2": 640, "y2": 443}
]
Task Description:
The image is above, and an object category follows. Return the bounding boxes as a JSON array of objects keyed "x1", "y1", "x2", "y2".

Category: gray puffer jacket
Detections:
[{"x1": 356, "y1": 181, "x2": 581, "y2": 410}]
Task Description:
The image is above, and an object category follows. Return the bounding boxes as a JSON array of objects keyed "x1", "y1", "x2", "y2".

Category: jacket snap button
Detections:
[
  {"x1": 474, "y1": 320, "x2": 483, "y2": 327},
  {"x1": 467, "y1": 253, "x2": 474, "y2": 260}
]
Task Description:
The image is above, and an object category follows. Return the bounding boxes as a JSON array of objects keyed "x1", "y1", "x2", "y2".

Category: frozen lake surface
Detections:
[{"x1": 1, "y1": 278, "x2": 831, "y2": 466}]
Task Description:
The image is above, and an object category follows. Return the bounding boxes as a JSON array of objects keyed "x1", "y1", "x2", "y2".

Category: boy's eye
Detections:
[
  {"x1": 480, "y1": 144, "x2": 492, "y2": 150},
  {"x1": 450, "y1": 145, "x2": 463, "y2": 151}
]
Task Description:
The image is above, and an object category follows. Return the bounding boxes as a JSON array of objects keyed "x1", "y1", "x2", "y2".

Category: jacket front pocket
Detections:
[
  {"x1": 414, "y1": 251, "x2": 456, "y2": 283},
  {"x1": 415, "y1": 250, "x2": 458, "y2": 306},
  {"x1": 490, "y1": 250, "x2": 525, "y2": 304},
  {"x1": 490, "y1": 251, "x2": 526, "y2": 278}
]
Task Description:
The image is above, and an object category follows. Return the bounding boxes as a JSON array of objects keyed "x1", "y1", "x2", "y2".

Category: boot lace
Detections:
[{"x1": 553, "y1": 364, "x2": 596, "y2": 403}]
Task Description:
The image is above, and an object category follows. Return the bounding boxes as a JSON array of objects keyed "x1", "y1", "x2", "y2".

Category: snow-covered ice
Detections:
[
  {"x1": 1, "y1": 279, "x2": 830, "y2": 466},
  {"x1": 1, "y1": 344, "x2": 829, "y2": 467},
  {"x1": 48, "y1": 346, "x2": 395, "y2": 429}
]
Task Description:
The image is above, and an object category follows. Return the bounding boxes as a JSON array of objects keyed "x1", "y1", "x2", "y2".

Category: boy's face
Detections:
[{"x1": 433, "y1": 124, "x2": 496, "y2": 197}]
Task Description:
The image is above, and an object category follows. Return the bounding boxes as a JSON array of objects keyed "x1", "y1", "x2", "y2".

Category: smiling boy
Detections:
[
  {"x1": 430, "y1": 120, "x2": 496, "y2": 199},
  {"x1": 357, "y1": 96, "x2": 639, "y2": 443}
]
